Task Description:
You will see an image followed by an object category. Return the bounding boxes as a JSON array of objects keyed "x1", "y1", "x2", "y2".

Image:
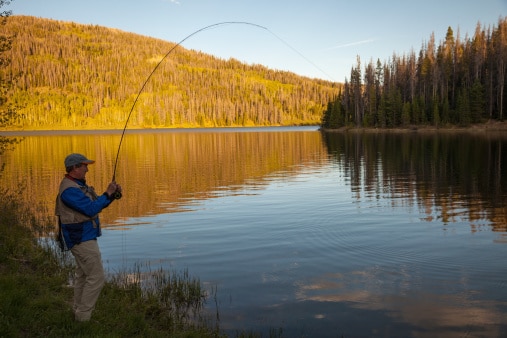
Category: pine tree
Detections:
[
  {"x1": 432, "y1": 98, "x2": 440, "y2": 126},
  {"x1": 457, "y1": 87, "x2": 471, "y2": 126},
  {"x1": 470, "y1": 79, "x2": 485, "y2": 122}
]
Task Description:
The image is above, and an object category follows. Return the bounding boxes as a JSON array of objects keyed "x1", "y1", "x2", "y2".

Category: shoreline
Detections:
[
  {"x1": 320, "y1": 120, "x2": 507, "y2": 134},
  {"x1": 1, "y1": 121, "x2": 507, "y2": 136}
]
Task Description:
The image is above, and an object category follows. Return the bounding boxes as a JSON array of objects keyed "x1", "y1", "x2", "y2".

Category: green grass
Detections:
[{"x1": 0, "y1": 188, "x2": 224, "y2": 337}]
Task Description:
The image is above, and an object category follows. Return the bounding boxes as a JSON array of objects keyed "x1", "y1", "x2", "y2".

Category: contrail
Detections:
[{"x1": 323, "y1": 39, "x2": 375, "y2": 51}]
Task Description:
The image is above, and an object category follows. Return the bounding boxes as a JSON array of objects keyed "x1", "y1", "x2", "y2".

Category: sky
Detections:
[{"x1": 9, "y1": 0, "x2": 507, "y2": 82}]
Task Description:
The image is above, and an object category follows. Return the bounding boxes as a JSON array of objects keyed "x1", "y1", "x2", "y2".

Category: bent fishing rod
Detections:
[
  {"x1": 110, "y1": 21, "x2": 333, "y2": 199},
  {"x1": 109, "y1": 22, "x2": 268, "y2": 199}
]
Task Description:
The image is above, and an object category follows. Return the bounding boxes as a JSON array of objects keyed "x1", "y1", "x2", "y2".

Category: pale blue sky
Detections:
[{"x1": 10, "y1": 0, "x2": 507, "y2": 82}]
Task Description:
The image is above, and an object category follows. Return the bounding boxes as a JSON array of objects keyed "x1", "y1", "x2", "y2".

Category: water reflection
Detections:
[
  {"x1": 295, "y1": 268, "x2": 506, "y2": 337},
  {"x1": 321, "y1": 131, "x2": 507, "y2": 233},
  {"x1": 0, "y1": 128, "x2": 327, "y2": 225}
]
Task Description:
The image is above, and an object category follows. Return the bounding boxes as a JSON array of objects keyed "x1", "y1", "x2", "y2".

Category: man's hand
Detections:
[{"x1": 106, "y1": 181, "x2": 122, "y2": 199}]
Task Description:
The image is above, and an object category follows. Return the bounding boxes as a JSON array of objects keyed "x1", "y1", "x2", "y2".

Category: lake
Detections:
[{"x1": 0, "y1": 126, "x2": 506, "y2": 337}]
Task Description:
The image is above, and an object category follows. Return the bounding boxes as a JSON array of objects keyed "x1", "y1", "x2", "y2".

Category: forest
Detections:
[
  {"x1": 0, "y1": 16, "x2": 339, "y2": 130},
  {"x1": 322, "y1": 17, "x2": 507, "y2": 129}
]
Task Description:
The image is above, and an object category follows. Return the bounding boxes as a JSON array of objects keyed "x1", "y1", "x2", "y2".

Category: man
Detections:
[{"x1": 55, "y1": 153, "x2": 122, "y2": 322}]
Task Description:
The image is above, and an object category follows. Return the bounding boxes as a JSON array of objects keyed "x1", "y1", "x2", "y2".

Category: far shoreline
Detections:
[
  {"x1": 0, "y1": 125, "x2": 318, "y2": 137},
  {"x1": 320, "y1": 120, "x2": 507, "y2": 135},
  {"x1": 1, "y1": 121, "x2": 507, "y2": 137}
]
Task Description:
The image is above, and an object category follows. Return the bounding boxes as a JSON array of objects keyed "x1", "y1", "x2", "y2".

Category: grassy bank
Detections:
[{"x1": 0, "y1": 188, "x2": 225, "y2": 337}]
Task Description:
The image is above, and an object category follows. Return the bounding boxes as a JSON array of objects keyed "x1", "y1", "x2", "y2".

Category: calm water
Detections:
[{"x1": 1, "y1": 127, "x2": 506, "y2": 337}]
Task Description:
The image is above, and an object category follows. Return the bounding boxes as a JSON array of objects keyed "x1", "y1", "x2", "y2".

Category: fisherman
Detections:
[{"x1": 55, "y1": 153, "x2": 122, "y2": 322}]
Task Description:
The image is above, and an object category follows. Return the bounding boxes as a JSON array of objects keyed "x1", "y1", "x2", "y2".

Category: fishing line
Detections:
[
  {"x1": 111, "y1": 21, "x2": 333, "y2": 192},
  {"x1": 110, "y1": 21, "x2": 333, "y2": 268},
  {"x1": 111, "y1": 22, "x2": 265, "y2": 193},
  {"x1": 267, "y1": 30, "x2": 336, "y2": 81}
]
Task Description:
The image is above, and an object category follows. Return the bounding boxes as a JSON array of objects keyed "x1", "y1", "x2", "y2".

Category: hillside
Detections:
[{"x1": 0, "y1": 16, "x2": 339, "y2": 130}]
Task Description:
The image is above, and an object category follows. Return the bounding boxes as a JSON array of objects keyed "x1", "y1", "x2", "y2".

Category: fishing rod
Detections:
[
  {"x1": 109, "y1": 22, "x2": 268, "y2": 199},
  {"x1": 110, "y1": 21, "x2": 333, "y2": 199}
]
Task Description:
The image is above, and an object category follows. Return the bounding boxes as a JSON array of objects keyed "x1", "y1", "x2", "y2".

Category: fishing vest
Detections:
[{"x1": 55, "y1": 177, "x2": 99, "y2": 225}]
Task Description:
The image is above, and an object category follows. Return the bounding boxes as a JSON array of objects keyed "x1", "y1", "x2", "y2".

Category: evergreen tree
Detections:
[
  {"x1": 350, "y1": 57, "x2": 363, "y2": 126},
  {"x1": 401, "y1": 101, "x2": 411, "y2": 126},
  {"x1": 457, "y1": 87, "x2": 471, "y2": 126},
  {"x1": 363, "y1": 59, "x2": 377, "y2": 127},
  {"x1": 432, "y1": 98, "x2": 440, "y2": 126},
  {"x1": 470, "y1": 79, "x2": 485, "y2": 122},
  {"x1": 441, "y1": 96, "x2": 450, "y2": 124},
  {"x1": 322, "y1": 91, "x2": 345, "y2": 129}
]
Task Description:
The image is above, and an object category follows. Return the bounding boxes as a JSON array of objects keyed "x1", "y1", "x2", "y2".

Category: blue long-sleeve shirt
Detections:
[
  {"x1": 61, "y1": 185, "x2": 112, "y2": 218},
  {"x1": 59, "y1": 179, "x2": 112, "y2": 249}
]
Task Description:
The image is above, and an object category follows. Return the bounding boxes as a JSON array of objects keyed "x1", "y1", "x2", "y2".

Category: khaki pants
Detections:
[{"x1": 70, "y1": 239, "x2": 105, "y2": 322}]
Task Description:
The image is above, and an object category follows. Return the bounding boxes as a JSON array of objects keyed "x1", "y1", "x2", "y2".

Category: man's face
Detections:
[{"x1": 69, "y1": 163, "x2": 89, "y2": 180}]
